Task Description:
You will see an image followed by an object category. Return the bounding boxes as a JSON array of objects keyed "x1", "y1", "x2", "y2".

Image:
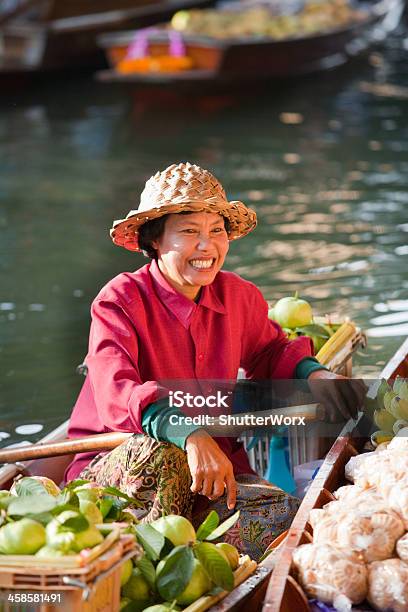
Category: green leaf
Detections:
[
  {"x1": 8, "y1": 495, "x2": 57, "y2": 516},
  {"x1": 135, "y1": 555, "x2": 157, "y2": 590},
  {"x1": 204, "y1": 510, "x2": 240, "y2": 541},
  {"x1": 196, "y1": 510, "x2": 219, "y2": 541},
  {"x1": 98, "y1": 497, "x2": 114, "y2": 519},
  {"x1": 62, "y1": 479, "x2": 90, "y2": 492},
  {"x1": 14, "y1": 477, "x2": 51, "y2": 497},
  {"x1": 52, "y1": 503, "x2": 81, "y2": 516},
  {"x1": 102, "y1": 486, "x2": 144, "y2": 508},
  {"x1": 57, "y1": 489, "x2": 79, "y2": 507},
  {"x1": 59, "y1": 515, "x2": 89, "y2": 533},
  {"x1": 295, "y1": 324, "x2": 331, "y2": 339},
  {"x1": 26, "y1": 512, "x2": 54, "y2": 525},
  {"x1": 156, "y1": 545, "x2": 194, "y2": 600},
  {"x1": 134, "y1": 523, "x2": 165, "y2": 561},
  {"x1": 194, "y1": 542, "x2": 234, "y2": 591}
]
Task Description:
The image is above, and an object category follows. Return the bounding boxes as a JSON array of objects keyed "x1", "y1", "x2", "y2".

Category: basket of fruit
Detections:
[
  {"x1": 0, "y1": 476, "x2": 143, "y2": 611},
  {"x1": 0, "y1": 475, "x2": 257, "y2": 612},
  {"x1": 119, "y1": 511, "x2": 257, "y2": 611},
  {"x1": 268, "y1": 293, "x2": 366, "y2": 374}
]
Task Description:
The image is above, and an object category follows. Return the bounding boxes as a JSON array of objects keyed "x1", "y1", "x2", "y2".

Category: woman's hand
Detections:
[
  {"x1": 185, "y1": 430, "x2": 237, "y2": 510},
  {"x1": 307, "y1": 370, "x2": 368, "y2": 422}
]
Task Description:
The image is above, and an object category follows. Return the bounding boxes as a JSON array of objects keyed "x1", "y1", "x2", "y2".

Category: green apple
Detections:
[{"x1": 273, "y1": 293, "x2": 313, "y2": 329}]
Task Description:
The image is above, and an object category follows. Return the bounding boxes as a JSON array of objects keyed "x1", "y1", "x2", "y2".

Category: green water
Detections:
[{"x1": 1, "y1": 25, "x2": 408, "y2": 446}]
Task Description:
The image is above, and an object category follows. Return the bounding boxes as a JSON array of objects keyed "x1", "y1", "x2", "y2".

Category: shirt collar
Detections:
[{"x1": 148, "y1": 260, "x2": 226, "y2": 328}]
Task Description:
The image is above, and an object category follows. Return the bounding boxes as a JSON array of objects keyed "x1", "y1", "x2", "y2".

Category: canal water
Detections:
[{"x1": 1, "y1": 24, "x2": 407, "y2": 446}]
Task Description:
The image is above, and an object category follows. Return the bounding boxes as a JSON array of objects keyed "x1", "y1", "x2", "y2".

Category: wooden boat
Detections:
[
  {"x1": 0, "y1": 321, "x2": 366, "y2": 612},
  {"x1": 0, "y1": 0, "x2": 216, "y2": 76},
  {"x1": 95, "y1": 0, "x2": 404, "y2": 88}
]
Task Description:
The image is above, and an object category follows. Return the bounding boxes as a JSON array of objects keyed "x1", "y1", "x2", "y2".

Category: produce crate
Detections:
[{"x1": 0, "y1": 533, "x2": 138, "y2": 612}]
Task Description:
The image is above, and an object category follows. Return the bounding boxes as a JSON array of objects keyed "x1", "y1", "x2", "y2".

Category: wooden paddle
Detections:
[{"x1": 0, "y1": 403, "x2": 322, "y2": 464}]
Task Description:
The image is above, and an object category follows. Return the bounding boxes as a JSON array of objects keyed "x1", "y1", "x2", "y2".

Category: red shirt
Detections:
[{"x1": 65, "y1": 260, "x2": 313, "y2": 481}]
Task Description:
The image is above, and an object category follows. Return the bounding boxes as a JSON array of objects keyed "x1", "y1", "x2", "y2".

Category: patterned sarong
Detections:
[{"x1": 79, "y1": 435, "x2": 300, "y2": 562}]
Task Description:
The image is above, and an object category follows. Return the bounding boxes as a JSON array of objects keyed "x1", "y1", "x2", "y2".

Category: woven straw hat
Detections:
[{"x1": 110, "y1": 162, "x2": 257, "y2": 252}]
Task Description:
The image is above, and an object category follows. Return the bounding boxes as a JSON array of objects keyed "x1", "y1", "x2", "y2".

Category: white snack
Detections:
[
  {"x1": 367, "y1": 558, "x2": 408, "y2": 612},
  {"x1": 292, "y1": 543, "x2": 367, "y2": 605},
  {"x1": 396, "y1": 533, "x2": 408, "y2": 563}
]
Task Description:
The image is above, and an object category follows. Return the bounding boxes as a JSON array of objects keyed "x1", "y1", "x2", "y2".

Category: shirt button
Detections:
[{"x1": 198, "y1": 354, "x2": 204, "y2": 361}]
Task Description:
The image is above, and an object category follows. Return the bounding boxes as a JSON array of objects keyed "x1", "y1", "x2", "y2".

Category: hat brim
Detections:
[{"x1": 110, "y1": 200, "x2": 257, "y2": 252}]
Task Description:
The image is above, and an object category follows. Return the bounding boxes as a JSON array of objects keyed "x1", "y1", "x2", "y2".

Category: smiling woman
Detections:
[{"x1": 64, "y1": 162, "x2": 367, "y2": 561}]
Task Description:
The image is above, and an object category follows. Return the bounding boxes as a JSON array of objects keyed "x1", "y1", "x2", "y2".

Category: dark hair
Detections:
[{"x1": 138, "y1": 212, "x2": 231, "y2": 260}]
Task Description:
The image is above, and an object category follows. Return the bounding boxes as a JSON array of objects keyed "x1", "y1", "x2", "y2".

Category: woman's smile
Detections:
[{"x1": 189, "y1": 257, "x2": 216, "y2": 270}]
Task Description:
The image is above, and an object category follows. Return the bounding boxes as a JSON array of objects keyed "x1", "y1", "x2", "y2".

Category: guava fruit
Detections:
[
  {"x1": 216, "y1": 543, "x2": 240, "y2": 570},
  {"x1": 74, "y1": 483, "x2": 103, "y2": 503},
  {"x1": 0, "y1": 518, "x2": 46, "y2": 554},
  {"x1": 79, "y1": 499, "x2": 103, "y2": 525},
  {"x1": 46, "y1": 510, "x2": 103, "y2": 553},
  {"x1": 70, "y1": 524, "x2": 104, "y2": 552},
  {"x1": 121, "y1": 567, "x2": 151, "y2": 603},
  {"x1": 0, "y1": 490, "x2": 12, "y2": 498},
  {"x1": 273, "y1": 293, "x2": 313, "y2": 329},
  {"x1": 120, "y1": 559, "x2": 134, "y2": 587},
  {"x1": 152, "y1": 515, "x2": 196, "y2": 546},
  {"x1": 10, "y1": 476, "x2": 60, "y2": 497},
  {"x1": 36, "y1": 546, "x2": 76, "y2": 558},
  {"x1": 174, "y1": 558, "x2": 212, "y2": 606},
  {"x1": 143, "y1": 605, "x2": 180, "y2": 612}
]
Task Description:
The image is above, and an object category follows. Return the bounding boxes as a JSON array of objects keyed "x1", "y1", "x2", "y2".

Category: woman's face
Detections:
[{"x1": 152, "y1": 211, "x2": 229, "y2": 300}]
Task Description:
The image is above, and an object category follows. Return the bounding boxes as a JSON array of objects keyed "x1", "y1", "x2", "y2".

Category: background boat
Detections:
[
  {"x1": 0, "y1": 0, "x2": 216, "y2": 77},
  {"x1": 95, "y1": 0, "x2": 404, "y2": 88}
]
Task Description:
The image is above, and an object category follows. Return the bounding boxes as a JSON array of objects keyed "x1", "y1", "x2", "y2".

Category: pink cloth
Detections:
[{"x1": 65, "y1": 260, "x2": 313, "y2": 482}]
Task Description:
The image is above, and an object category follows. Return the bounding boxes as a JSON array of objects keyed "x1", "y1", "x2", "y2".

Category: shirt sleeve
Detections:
[
  {"x1": 240, "y1": 286, "x2": 314, "y2": 379},
  {"x1": 295, "y1": 357, "x2": 328, "y2": 379},
  {"x1": 141, "y1": 399, "x2": 203, "y2": 449},
  {"x1": 85, "y1": 298, "x2": 168, "y2": 434}
]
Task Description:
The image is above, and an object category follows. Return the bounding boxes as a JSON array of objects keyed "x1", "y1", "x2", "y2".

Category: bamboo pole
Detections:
[{"x1": 0, "y1": 403, "x2": 321, "y2": 464}]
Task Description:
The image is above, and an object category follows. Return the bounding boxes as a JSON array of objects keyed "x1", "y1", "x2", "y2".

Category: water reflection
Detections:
[{"x1": 0, "y1": 25, "x2": 408, "y2": 444}]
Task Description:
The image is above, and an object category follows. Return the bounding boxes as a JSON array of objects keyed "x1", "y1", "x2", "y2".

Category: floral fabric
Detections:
[{"x1": 79, "y1": 435, "x2": 299, "y2": 562}]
